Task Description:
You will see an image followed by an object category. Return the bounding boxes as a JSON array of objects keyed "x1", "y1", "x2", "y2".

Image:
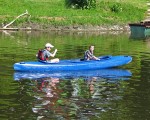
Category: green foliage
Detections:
[
  {"x1": 109, "y1": 3, "x2": 122, "y2": 13},
  {"x1": 0, "y1": 0, "x2": 147, "y2": 26},
  {"x1": 65, "y1": 0, "x2": 96, "y2": 9}
]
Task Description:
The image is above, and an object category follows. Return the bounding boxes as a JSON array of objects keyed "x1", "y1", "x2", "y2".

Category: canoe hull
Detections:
[{"x1": 13, "y1": 55, "x2": 132, "y2": 72}]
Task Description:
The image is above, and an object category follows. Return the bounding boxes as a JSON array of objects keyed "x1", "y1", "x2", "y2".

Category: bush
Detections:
[
  {"x1": 109, "y1": 3, "x2": 122, "y2": 13},
  {"x1": 65, "y1": 0, "x2": 96, "y2": 9}
]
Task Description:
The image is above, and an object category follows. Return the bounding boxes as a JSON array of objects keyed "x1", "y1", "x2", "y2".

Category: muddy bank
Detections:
[
  {"x1": 18, "y1": 22, "x2": 130, "y2": 32},
  {"x1": 0, "y1": 21, "x2": 129, "y2": 33}
]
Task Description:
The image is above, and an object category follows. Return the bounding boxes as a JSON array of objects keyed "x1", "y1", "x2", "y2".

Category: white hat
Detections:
[{"x1": 45, "y1": 43, "x2": 54, "y2": 48}]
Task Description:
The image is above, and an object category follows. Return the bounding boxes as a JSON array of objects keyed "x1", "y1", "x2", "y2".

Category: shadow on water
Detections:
[{"x1": 129, "y1": 33, "x2": 150, "y2": 40}]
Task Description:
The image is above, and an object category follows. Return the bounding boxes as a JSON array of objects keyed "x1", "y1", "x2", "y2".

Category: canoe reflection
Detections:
[
  {"x1": 14, "y1": 69, "x2": 132, "y2": 81},
  {"x1": 14, "y1": 69, "x2": 132, "y2": 119}
]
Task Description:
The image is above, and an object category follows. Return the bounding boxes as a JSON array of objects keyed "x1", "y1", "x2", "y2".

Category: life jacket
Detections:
[{"x1": 37, "y1": 49, "x2": 48, "y2": 61}]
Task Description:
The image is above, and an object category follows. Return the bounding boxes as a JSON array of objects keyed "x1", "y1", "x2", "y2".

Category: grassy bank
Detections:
[{"x1": 0, "y1": 0, "x2": 148, "y2": 27}]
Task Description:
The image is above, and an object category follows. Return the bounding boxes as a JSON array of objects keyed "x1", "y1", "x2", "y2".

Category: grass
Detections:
[{"x1": 0, "y1": 0, "x2": 148, "y2": 26}]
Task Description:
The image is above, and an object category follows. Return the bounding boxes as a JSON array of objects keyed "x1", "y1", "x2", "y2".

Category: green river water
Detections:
[{"x1": 0, "y1": 30, "x2": 150, "y2": 120}]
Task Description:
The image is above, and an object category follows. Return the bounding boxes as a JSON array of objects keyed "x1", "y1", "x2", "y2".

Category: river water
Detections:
[{"x1": 0, "y1": 30, "x2": 150, "y2": 120}]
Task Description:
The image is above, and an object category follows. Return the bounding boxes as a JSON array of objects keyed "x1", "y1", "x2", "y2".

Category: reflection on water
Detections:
[
  {"x1": 15, "y1": 76, "x2": 131, "y2": 120},
  {"x1": 14, "y1": 69, "x2": 132, "y2": 81},
  {"x1": 1, "y1": 31, "x2": 150, "y2": 119}
]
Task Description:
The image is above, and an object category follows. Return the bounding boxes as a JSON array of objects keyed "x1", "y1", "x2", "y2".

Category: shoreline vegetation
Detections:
[{"x1": 0, "y1": 0, "x2": 148, "y2": 31}]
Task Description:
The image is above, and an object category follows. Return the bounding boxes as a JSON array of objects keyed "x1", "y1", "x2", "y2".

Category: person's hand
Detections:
[
  {"x1": 96, "y1": 58, "x2": 100, "y2": 60},
  {"x1": 55, "y1": 49, "x2": 57, "y2": 52}
]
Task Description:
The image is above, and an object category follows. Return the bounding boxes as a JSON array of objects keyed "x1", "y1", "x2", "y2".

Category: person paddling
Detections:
[
  {"x1": 84, "y1": 45, "x2": 100, "y2": 61},
  {"x1": 37, "y1": 43, "x2": 59, "y2": 63}
]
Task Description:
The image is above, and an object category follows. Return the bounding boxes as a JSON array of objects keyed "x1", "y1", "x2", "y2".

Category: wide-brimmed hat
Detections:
[{"x1": 45, "y1": 43, "x2": 54, "y2": 48}]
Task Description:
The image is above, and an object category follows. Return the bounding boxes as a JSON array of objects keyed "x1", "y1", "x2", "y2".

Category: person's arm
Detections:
[
  {"x1": 50, "y1": 49, "x2": 57, "y2": 57},
  {"x1": 86, "y1": 50, "x2": 94, "y2": 60},
  {"x1": 93, "y1": 56, "x2": 100, "y2": 60},
  {"x1": 87, "y1": 51, "x2": 100, "y2": 60}
]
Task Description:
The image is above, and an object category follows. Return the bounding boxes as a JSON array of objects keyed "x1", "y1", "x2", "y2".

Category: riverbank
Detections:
[
  {"x1": 16, "y1": 22, "x2": 129, "y2": 32},
  {"x1": 0, "y1": 0, "x2": 147, "y2": 31}
]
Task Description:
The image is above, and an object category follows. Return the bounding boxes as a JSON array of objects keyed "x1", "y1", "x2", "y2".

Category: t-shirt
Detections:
[
  {"x1": 84, "y1": 50, "x2": 94, "y2": 60},
  {"x1": 43, "y1": 49, "x2": 52, "y2": 59}
]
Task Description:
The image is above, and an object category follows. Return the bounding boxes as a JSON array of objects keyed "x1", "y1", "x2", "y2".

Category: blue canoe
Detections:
[
  {"x1": 14, "y1": 69, "x2": 132, "y2": 80},
  {"x1": 13, "y1": 55, "x2": 132, "y2": 72}
]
